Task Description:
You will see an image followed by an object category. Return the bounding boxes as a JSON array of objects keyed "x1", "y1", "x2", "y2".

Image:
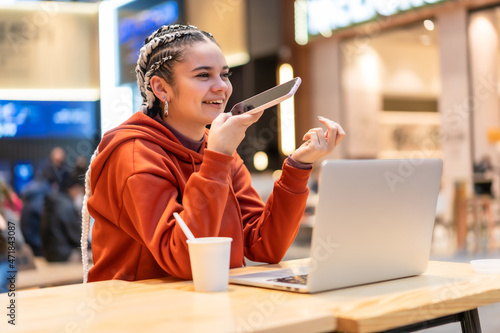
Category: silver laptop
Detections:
[{"x1": 229, "y1": 158, "x2": 443, "y2": 293}]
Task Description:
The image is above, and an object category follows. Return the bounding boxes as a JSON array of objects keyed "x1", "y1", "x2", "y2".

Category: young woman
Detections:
[{"x1": 81, "y1": 24, "x2": 345, "y2": 283}]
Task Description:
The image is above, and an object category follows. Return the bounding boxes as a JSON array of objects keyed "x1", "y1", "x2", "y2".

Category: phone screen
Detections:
[{"x1": 230, "y1": 77, "x2": 301, "y2": 115}]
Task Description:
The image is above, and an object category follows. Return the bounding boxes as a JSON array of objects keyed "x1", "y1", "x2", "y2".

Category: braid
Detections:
[
  {"x1": 81, "y1": 147, "x2": 99, "y2": 283},
  {"x1": 135, "y1": 24, "x2": 216, "y2": 116},
  {"x1": 142, "y1": 55, "x2": 173, "y2": 111}
]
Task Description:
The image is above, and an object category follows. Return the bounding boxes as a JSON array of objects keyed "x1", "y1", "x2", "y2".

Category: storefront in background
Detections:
[
  {"x1": 286, "y1": 0, "x2": 500, "y2": 222},
  {"x1": 0, "y1": 2, "x2": 100, "y2": 191}
]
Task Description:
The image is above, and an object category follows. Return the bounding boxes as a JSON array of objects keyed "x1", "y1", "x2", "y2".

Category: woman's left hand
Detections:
[{"x1": 290, "y1": 116, "x2": 346, "y2": 164}]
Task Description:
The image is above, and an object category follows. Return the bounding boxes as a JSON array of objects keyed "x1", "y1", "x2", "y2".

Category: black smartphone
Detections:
[{"x1": 230, "y1": 77, "x2": 302, "y2": 115}]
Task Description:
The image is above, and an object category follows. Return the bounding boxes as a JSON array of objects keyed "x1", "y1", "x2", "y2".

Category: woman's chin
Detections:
[{"x1": 206, "y1": 109, "x2": 225, "y2": 120}]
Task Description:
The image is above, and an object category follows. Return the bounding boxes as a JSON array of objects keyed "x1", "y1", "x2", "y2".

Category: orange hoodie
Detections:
[{"x1": 87, "y1": 112, "x2": 311, "y2": 282}]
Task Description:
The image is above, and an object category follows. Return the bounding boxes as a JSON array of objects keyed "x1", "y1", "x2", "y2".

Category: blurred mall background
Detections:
[
  {"x1": 1, "y1": 0, "x2": 500, "y2": 331},
  {"x1": 1, "y1": 0, "x2": 500, "y2": 279}
]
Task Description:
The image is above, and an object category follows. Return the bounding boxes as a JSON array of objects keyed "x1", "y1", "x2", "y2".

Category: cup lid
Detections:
[{"x1": 187, "y1": 237, "x2": 233, "y2": 244}]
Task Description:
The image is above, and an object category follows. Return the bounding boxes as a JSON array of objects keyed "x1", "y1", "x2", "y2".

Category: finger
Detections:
[
  {"x1": 316, "y1": 128, "x2": 328, "y2": 147},
  {"x1": 317, "y1": 116, "x2": 344, "y2": 135},
  {"x1": 317, "y1": 116, "x2": 346, "y2": 147},
  {"x1": 317, "y1": 116, "x2": 337, "y2": 131},
  {"x1": 318, "y1": 116, "x2": 338, "y2": 143},
  {"x1": 332, "y1": 122, "x2": 346, "y2": 147},
  {"x1": 304, "y1": 130, "x2": 320, "y2": 148},
  {"x1": 302, "y1": 127, "x2": 323, "y2": 141},
  {"x1": 230, "y1": 109, "x2": 264, "y2": 126},
  {"x1": 305, "y1": 129, "x2": 326, "y2": 150},
  {"x1": 217, "y1": 112, "x2": 232, "y2": 122},
  {"x1": 210, "y1": 112, "x2": 231, "y2": 130}
]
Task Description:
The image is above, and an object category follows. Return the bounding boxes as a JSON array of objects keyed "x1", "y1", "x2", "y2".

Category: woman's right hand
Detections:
[{"x1": 207, "y1": 111, "x2": 264, "y2": 156}]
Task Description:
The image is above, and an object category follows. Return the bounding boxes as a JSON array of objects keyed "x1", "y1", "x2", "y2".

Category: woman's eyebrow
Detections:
[
  {"x1": 192, "y1": 65, "x2": 230, "y2": 72},
  {"x1": 192, "y1": 66, "x2": 211, "y2": 72}
]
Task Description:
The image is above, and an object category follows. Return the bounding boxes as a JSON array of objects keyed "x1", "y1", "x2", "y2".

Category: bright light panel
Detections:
[{"x1": 279, "y1": 63, "x2": 296, "y2": 156}]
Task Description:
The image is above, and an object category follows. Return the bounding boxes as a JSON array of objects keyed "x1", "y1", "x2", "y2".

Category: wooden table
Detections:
[
  {"x1": 1, "y1": 259, "x2": 499, "y2": 332},
  {"x1": 17, "y1": 257, "x2": 83, "y2": 290}
]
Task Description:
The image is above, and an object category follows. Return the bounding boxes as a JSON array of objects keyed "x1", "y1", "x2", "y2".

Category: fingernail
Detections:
[{"x1": 317, "y1": 116, "x2": 324, "y2": 120}]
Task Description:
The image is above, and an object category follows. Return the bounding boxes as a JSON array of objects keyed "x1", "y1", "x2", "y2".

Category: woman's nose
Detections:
[{"x1": 212, "y1": 76, "x2": 230, "y2": 92}]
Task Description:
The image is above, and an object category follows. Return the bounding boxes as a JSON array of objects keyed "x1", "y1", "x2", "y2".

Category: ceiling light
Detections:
[{"x1": 423, "y1": 19, "x2": 434, "y2": 31}]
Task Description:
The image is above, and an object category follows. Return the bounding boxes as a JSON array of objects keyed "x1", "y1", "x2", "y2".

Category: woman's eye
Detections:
[
  {"x1": 196, "y1": 73, "x2": 210, "y2": 78},
  {"x1": 222, "y1": 72, "x2": 232, "y2": 79}
]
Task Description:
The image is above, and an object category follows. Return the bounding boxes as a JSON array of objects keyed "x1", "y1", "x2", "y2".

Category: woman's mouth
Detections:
[
  {"x1": 203, "y1": 100, "x2": 224, "y2": 109},
  {"x1": 203, "y1": 100, "x2": 224, "y2": 106}
]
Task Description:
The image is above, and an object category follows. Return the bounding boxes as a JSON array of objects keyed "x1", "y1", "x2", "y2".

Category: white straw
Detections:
[{"x1": 173, "y1": 212, "x2": 195, "y2": 241}]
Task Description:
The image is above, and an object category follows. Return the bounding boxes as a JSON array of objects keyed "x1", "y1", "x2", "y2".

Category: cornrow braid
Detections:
[
  {"x1": 136, "y1": 31, "x2": 194, "y2": 111},
  {"x1": 135, "y1": 24, "x2": 216, "y2": 117},
  {"x1": 142, "y1": 55, "x2": 173, "y2": 111},
  {"x1": 81, "y1": 147, "x2": 99, "y2": 283}
]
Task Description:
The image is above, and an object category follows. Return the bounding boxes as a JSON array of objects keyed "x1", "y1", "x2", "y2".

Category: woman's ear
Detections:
[{"x1": 150, "y1": 75, "x2": 169, "y2": 102}]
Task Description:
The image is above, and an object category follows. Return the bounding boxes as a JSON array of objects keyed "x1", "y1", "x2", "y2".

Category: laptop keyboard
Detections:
[{"x1": 269, "y1": 274, "x2": 308, "y2": 285}]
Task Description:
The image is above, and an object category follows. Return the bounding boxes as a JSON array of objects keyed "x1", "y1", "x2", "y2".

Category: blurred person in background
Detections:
[
  {"x1": 0, "y1": 179, "x2": 23, "y2": 220},
  {"x1": 81, "y1": 24, "x2": 345, "y2": 283},
  {"x1": 41, "y1": 178, "x2": 83, "y2": 262},
  {"x1": 473, "y1": 155, "x2": 495, "y2": 197},
  {"x1": 0, "y1": 213, "x2": 10, "y2": 293},
  {"x1": 19, "y1": 174, "x2": 51, "y2": 257},
  {"x1": 1, "y1": 180, "x2": 35, "y2": 292},
  {"x1": 0, "y1": 180, "x2": 18, "y2": 293},
  {"x1": 20, "y1": 146, "x2": 71, "y2": 257},
  {"x1": 0, "y1": 179, "x2": 23, "y2": 277},
  {"x1": 72, "y1": 155, "x2": 88, "y2": 188},
  {"x1": 0, "y1": 179, "x2": 25, "y2": 274},
  {"x1": 42, "y1": 146, "x2": 72, "y2": 193}
]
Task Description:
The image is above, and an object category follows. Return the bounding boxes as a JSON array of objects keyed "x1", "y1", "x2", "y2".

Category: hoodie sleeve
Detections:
[
  {"x1": 119, "y1": 148, "x2": 234, "y2": 279},
  {"x1": 232, "y1": 156, "x2": 311, "y2": 263}
]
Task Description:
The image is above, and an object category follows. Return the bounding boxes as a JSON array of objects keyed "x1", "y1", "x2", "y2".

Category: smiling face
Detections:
[{"x1": 162, "y1": 41, "x2": 233, "y2": 140}]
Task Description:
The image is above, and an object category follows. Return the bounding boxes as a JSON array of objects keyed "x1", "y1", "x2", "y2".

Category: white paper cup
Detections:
[{"x1": 187, "y1": 237, "x2": 232, "y2": 292}]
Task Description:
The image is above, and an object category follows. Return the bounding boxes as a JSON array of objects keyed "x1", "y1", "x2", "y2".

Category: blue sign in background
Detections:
[
  {"x1": 118, "y1": 0, "x2": 181, "y2": 83},
  {"x1": 0, "y1": 100, "x2": 98, "y2": 139}
]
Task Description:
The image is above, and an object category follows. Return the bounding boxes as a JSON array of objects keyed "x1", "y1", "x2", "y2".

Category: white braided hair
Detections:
[
  {"x1": 81, "y1": 147, "x2": 99, "y2": 283},
  {"x1": 135, "y1": 24, "x2": 214, "y2": 112}
]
